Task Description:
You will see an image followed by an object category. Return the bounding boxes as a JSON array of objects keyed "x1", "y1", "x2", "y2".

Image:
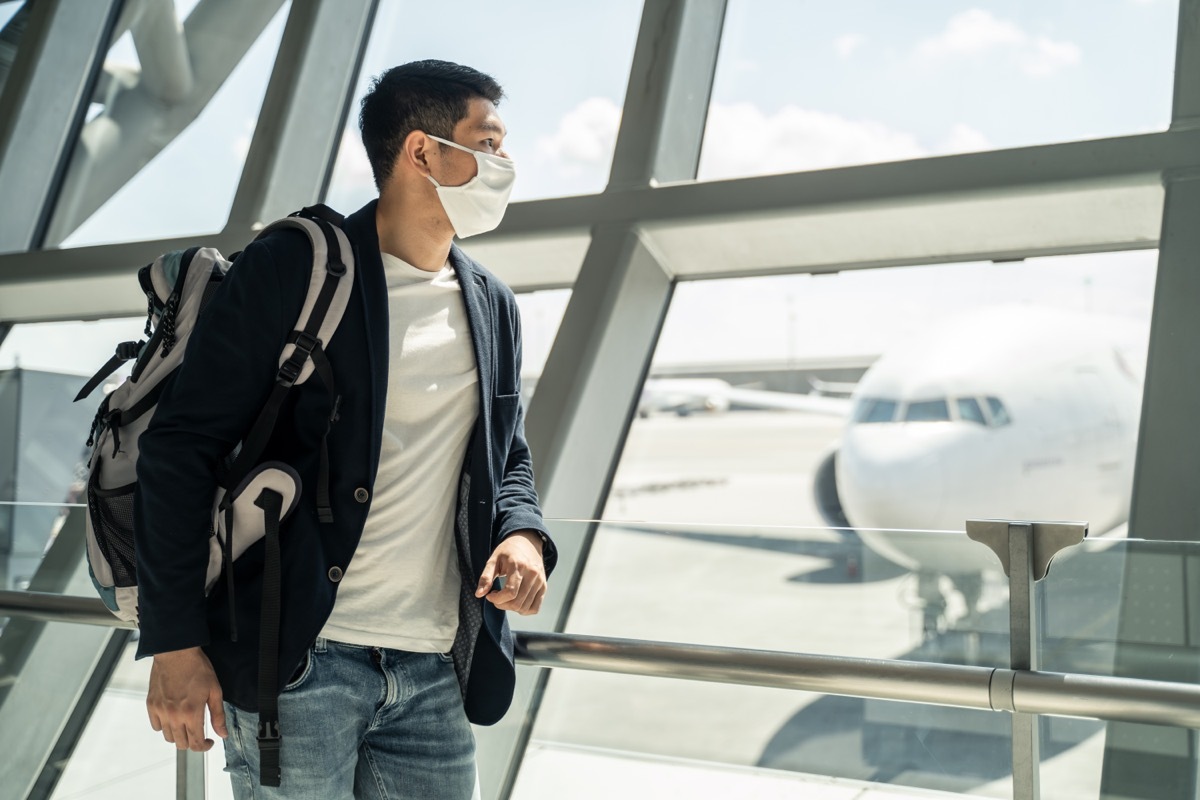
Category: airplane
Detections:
[{"x1": 636, "y1": 305, "x2": 1146, "y2": 634}]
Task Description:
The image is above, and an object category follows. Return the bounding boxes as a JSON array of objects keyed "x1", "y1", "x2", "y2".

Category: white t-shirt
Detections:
[{"x1": 320, "y1": 252, "x2": 479, "y2": 652}]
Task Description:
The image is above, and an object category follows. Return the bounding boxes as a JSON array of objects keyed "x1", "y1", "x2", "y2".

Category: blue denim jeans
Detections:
[{"x1": 223, "y1": 637, "x2": 478, "y2": 799}]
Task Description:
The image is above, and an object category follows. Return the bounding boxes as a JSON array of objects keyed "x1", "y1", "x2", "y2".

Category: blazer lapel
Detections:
[
  {"x1": 342, "y1": 201, "x2": 388, "y2": 484},
  {"x1": 450, "y1": 243, "x2": 493, "y2": 421}
]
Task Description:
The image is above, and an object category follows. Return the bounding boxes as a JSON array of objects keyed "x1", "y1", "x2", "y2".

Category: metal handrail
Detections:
[{"x1": 4, "y1": 589, "x2": 1200, "y2": 731}]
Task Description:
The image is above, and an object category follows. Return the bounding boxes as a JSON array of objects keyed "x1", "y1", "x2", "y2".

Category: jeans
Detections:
[{"x1": 223, "y1": 637, "x2": 478, "y2": 799}]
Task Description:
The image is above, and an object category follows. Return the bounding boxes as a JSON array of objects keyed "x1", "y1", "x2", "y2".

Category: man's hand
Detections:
[
  {"x1": 147, "y1": 646, "x2": 227, "y2": 752},
  {"x1": 475, "y1": 531, "x2": 547, "y2": 615}
]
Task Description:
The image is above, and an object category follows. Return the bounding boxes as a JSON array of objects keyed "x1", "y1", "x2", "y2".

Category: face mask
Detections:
[{"x1": 426, "y1": 135, "x2": 515, "y2": 238}]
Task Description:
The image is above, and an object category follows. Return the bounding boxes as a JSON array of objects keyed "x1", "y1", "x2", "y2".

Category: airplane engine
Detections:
[{"x1": 813, "y1": 446, "x2": 852, "y2": 530}]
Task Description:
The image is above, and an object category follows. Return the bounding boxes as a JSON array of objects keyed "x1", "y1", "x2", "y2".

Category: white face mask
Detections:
[{"x1": 426, "y1": 135, "x2": 515, "y2": 238}]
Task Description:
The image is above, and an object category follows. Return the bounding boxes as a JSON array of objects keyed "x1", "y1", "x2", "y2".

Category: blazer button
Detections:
[
  {"x1": 353, "y1": 487, "x2": 369, "y2": 503},
  {"x1": 328, "y1": 566, "x2": 343, "y2": 583}
]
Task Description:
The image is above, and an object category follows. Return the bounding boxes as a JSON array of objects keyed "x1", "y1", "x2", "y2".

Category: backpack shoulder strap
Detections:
[{"x1": 256, "y1": 213, "x2": 355, "y2": 388}]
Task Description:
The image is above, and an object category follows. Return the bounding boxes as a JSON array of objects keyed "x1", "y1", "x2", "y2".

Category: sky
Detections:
[{"x1": 0, "y1": 0, "x2": 1179, "y2": 377}]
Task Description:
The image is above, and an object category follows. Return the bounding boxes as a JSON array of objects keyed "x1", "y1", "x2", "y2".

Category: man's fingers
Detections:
[
  {"x1": 528, "y1": 585, "x2": 547, "y2": 615},
  {"x1": 148, "y1": 707, "x2": 163, "y2": 733},
  {"x1": 511, "y1": 574, "x2": 539, "y2": 613},
  {"x1": 476, "y1": 555, "x2": 501, "y2": 598},
  {"x1": 208, "y1": 688, "x2": 228, "y2": 739},
  {"x1": 184, "y1": 706, "x2": 213, "y2": 752}
]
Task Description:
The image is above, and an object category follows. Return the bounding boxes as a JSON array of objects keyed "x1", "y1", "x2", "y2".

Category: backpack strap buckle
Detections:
[{"x1": 277, "y1": 331, "x2": 321, "y2": 387}]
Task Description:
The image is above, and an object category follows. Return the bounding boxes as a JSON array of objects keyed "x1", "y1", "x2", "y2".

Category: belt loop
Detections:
[{"x1": 313, "y1": 636, "x2": 327, "y2": 654}]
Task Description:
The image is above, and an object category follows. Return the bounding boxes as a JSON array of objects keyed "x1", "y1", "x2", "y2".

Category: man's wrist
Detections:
[{"x1": 511, "y1": 529, "x2": 547, "y2": 555}]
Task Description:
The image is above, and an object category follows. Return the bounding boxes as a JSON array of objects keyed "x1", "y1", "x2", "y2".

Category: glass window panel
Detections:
[
  {"x1": 700, "y1": 1, "x2": 1179, "y2": 181},
  {"x1": 514, "y1": 288, "x2": 570, "y2": 406},
  {"x1": 986, "y1": 396, "x2": 1013, "y2": 426},
  {"x1": 323, "y1": 0, "x2": 644, "y2": 211},
  {"x1": 47, "y1": 636, "x2": 237, "y2": 800},
  {"x1": 0, "y1": 1, "x2": 31, "y2": 100},
  {"x1": 957, "y1": 396, "x2": 987, "y2": 425},
  {"x1": 1036, "y1": 538, "x2": 1200, "y2": 800},
  {"x1": 0, "y1": 318, "x2": 142, "y2": 585},
  {"x1": 45, "y1": 2, "x2": 291, "y2": 248},
  {"x1": 535, "y1": 519, "x2": 1014, "y2": 796},
  {"x1": 573, "y1": 249, "x2": 1156, "y2": 792},
  {"x1": 904, "y1": 398, "x2": 950, "y2": 422}
]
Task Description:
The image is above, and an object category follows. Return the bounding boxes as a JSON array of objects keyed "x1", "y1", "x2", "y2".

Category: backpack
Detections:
[{"x1": 75, "y1": 204, "x2": 354, "y2": 787}]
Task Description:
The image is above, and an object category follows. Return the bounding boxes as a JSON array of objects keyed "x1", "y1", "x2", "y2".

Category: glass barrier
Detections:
[
  {"x1": 527, "y1": 518, "x2": 1016, "y2": 798},
  {"x1": 1038, "y1": 536, "x2": 1200, "y2": 800}
]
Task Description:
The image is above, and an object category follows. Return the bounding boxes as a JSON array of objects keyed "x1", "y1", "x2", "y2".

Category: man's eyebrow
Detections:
[{"x1": 475, "y1": 120, "x2": 507, "y2": 137}]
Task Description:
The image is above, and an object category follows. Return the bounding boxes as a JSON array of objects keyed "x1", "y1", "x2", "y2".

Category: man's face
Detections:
[{"x1": 429, "y1": 96, "x2": 509, "y2": 188}]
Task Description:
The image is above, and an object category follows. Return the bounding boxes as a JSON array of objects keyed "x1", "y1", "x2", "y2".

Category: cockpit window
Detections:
[
  {"x1": 986, "y1": 396, "x2": 1012, "y2": 426},
  {"x1": 853, "y1": 397, "x2": 898, "y2": 424},
  {"x1": 904, "y1": 399, "x2": 950, "y2": 422},
  {"x1": 956, "y1": 397, "x2": 986, "y2": 425}
]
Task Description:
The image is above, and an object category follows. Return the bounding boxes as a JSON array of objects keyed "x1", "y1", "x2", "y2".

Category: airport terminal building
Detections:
[{"x1": 1, "y1": 1, "x2": 1199, "y2": 799}]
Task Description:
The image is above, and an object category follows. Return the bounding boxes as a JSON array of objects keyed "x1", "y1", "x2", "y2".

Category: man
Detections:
[{"x1": 134, "y1": 60, "x2": 555, "y2": 799}]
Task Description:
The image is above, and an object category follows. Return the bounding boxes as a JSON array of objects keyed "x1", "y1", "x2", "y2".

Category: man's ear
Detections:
[{"x1": 402, "y1": 130, "x2": 433, "y2": 178}]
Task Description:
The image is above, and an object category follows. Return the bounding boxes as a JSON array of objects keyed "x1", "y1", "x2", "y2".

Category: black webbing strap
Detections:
[
  {"x1": 286, "y1": 332, "x2": 340, "y2": 524},
  {"x1": 254, "y1": 488, "x2": 284, "y2": 788},
  {"x1": 293, "y1": 204, "x2": 345, "y2": 227},
  {"x1": 224, "y1": 381, "x2": 292, "y2": 494},
  {"x1": 75, "y1": 340, "x2": 143, "y2": 401}
]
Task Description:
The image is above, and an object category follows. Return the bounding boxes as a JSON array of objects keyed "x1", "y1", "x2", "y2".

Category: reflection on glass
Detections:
[
  {"x1": 44, "y1": 2, "x2": 291, "y2": 248},
  {"x1": 323, "y1": 0, "x2": 644, "y2": 210},
  {"x1": 700, "y1": 1, "x2": 1179, "y2": 180}
]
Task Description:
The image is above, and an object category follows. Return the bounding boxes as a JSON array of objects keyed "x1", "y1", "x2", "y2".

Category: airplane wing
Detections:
[{"x1": 723, "y1": 387, "x2": 853, "y2": 417}]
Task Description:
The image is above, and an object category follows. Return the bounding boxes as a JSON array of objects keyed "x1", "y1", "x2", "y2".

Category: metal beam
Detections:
[
  {"x1": 0, "y1": 0, "x2": 119, "y2": 253},
  {"x1": 475, "y1": 3, "x2": 727, "y2": 799},
  {"x1": 227, "y1": 0, "x2": 378, "y2": 226},
  {"x1": 1103, "y1": 3, "x2": 1200, "y2": 796},
  {"x1": 0, "y1": 128, "x2": 1191, "y2": 295}
]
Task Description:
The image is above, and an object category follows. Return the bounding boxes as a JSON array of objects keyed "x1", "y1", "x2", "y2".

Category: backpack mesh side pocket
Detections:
[{"x1": 86, "y1": 473, "x2": 138, "y2": 588}]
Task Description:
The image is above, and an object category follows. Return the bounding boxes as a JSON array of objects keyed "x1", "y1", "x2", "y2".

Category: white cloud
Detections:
[
  {"x1": 917, "y1": 9, "x2": 1081, "y2": 77},
  {"x1": 938, "y1": 123, "x2": 992, "y2": 154},
  {"x1": 535, "y1": 97, "x2": 622, "y2": 176},
  {"x1": 917, "y1": 9, "x2": 1026, "y2": 59},
  {"x1": 535, "y1": 98, "x2": 996, "y2": 185},
  {"x1": 835, "y1": 34, "x2": 865, "y2": 59},
  {"x1": 698, "y1": 102, "x2": 925, "y2": 179},
  {"x1": 1021, "y1": 37, "x2": 1082, "y2": 76}
]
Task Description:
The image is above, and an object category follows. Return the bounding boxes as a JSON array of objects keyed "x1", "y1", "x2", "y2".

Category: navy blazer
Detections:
[{"x1": 133, "y1": 200, "x2": 556, "y2": 725}]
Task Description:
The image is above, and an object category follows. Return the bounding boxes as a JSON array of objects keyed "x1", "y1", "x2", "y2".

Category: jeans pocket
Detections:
[{"x1": 282, "y1": 647, "x2": 314, "y2": 692}]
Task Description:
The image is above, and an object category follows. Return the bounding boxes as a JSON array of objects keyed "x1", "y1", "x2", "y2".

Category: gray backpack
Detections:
[{"x1": 75, "y1": 205, "x2": 355, "y2": 787}]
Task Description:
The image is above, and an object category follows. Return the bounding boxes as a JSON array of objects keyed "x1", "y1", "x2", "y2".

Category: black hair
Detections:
[{"x1": 358, "y1": 59, "x2": 504, "y2": 190}]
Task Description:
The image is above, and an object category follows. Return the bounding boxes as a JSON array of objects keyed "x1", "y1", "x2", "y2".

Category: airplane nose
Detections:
[{"x1": 837, "y1": 426, "x2": 948, "y2": 531}]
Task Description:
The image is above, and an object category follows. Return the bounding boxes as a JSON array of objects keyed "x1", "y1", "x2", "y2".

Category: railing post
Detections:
[
  {"x1": 967, "y1": 519, "x2": 1088, "y2": 800},
  {"x1": 176, "y1": 750, "x2": 206, "y2": 800}
]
